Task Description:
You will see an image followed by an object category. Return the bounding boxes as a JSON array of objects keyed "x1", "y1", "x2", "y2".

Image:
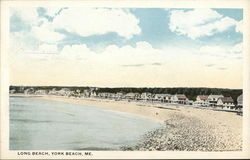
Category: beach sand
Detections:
[{"x1": 11, "y1": 95, "x2": 242, "y2": 151}]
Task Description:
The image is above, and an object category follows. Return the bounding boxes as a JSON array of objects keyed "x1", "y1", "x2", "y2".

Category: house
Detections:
[
  {"x1": 195, "y1": 95, "x2": 209, "y2": 107},
  {"x1": 217, "y1": 97, "x2": 235, "y2": 109},
  {"x1": 73, "y1": 89, "x2": 81, "y2": 97},
  {"x1": 207, "y1": 94, "x2": 224, "y2": 107},
  {"x1": 24, "y1": 88, "x2": 34, "y2": 94},
  {"x1": 125, "y1": 92, "x2": 140, "y2": 100},
  {"x1": 9, "y1": 89, "x2": 16, "y2": 94},
  {"x1": 48, "y1": 88, "x2": 58, "y2": 95},
  {"x1": 90, "y1": 91, "x2": 97, "y2": 98},
  {"x1": 83, "y1": 89, "x2": 91, "y2": 97},
  {"x1": 171, "y1": 94, "x2": 188, "y2": 104},
  {"x1": 58, "y1": 88, "x2": 72, "y2": 97},
  {"x1": 165, "y1": 95, "x2": 173, "y2": 103},
  {"x1": 116, "y1": 92, "x2": 124, "y2": 100},
  {"x1": 35, "y1": 90, "x2": 48, "y2": 95},
  {"x1": 141, "y1": 92, "x2": 152, "y2": 101},
  {"x1": 154, "y1": 94, "x2": 171, "y2": 102},
  {"x1": 237, "y1": 94, "x2": 243, "y2": 111},
  {"x1": 98, "y1": 92, "x2": 111, "y2": 98}
]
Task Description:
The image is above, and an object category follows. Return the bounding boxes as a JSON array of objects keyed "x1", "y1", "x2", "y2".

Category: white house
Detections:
[
  {"x1": 83, "y1": 89, "x2": 91, "y2": 97},
  {"x1": 141, "y1": 92, "x2": 152, "y2": 101},
  {"x1": 125, "y1": 92, "x2": 140, "y2": 100},
  {"x1": 154, "y1": 94, "x2": 171, "y2": 102},
  {"x1": 98, "y1": 92, "x2": 110, "y2": 98},
  {"x1": 35, "y1": 90, "x2": 48, "y2": 95},
  {"x1": 195, "y1": 95, "x2": 209, "y2": 107},
  {"x1": 48, "y1": 88, "x2": 58, "y2": 95},
  {"x1": 165, "y1": 95, "x2": 173, "y2": 103},
  {"x1": 237, "y1": 94, "x2": 243, "y2": 111},
  {"x1": 9, "y1": 89, "x2": 16, "y2": 94},
  {"x1": 207, "y1": 94, "x2": 224, "y2": 107},
  {"x1": 58, "y1": 88, "x2": 72, "y2": 97},
  {"x1": 171, "y1": 94, "x2": 188, "y2": 104},
  {"x1": 90, "y1": 91, "x2": 97, "y2": 98},
  {"x1": 216, "y1": 97, "x2": 235, "y2": 109},
  {"x1": 24, "y1": 88, "x2": 34, "y2": 94},
  {"x1": 116, "y1": 92, "x2": 124, "y2": 100}
]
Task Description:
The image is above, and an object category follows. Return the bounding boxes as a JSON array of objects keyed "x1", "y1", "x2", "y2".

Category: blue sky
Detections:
[
  {"x1": 9, "y1": 8, "x2": 243, "y2": 88},
  {"x1": 10, "y1": 8, "x2": 243, "y2": 50}
]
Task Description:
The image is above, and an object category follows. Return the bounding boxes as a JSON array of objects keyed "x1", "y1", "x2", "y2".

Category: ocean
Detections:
[{"x1": 9, "y1": 96, "x2": 162, "y2": 150}]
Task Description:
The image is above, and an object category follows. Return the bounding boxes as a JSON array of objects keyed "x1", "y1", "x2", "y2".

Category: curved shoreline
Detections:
[{"x1": 10, "y1": 94, "x2": 242, "y2": 151}]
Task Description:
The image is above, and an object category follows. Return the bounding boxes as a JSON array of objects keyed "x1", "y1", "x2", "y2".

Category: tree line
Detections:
[{"x1": 9, "y1": 86, "x2": 242, "y2": 103}]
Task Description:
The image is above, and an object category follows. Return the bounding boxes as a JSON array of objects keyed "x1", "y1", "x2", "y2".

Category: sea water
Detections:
[{"x1": 9, "y1": 96, "x2": 163, "y2": 150}]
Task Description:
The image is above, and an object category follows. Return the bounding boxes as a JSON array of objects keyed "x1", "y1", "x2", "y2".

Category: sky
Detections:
[{"x1": 9, "y1": 8, "x2": 243, "y2": 89}]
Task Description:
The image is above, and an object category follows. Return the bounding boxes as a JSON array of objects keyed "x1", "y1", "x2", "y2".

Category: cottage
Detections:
[
  {"x1": 217, "y1": 97, "x2": 235, "y2": 109},
  {"x1": 24, "y1": 88, "x2": 34, "y2": 94},
  {"x1": 165, "y1": 95, "x2": 173, "y2": 103},
  {"x1": 125, "y1": 92, "x2": 140, "y2": 100},
  {"x1": 141, "y1": 92, "x2": 152, "y2": 101},
  {"x1": 98, "y1": 92, "x2": 110, "y2": 98},
  {"x1": 171, "y1": 94, "x2": 188, "y2": 104},
  {"x1": 83, "y1": 89, "x2": 91, "y2": 97},
  {"x1": 58, "y1": 88, "x2": 72, "y2": 97},
  {"x1": 35, "y1": 90, "x2": 48, "y2": 95},
  {"x1": 154, "y1": 94, "x2": 171, "y2": 102},
  {"x1": 116, "y1": 92, "x2": 124, "y2": 100},
  {"x1": 195, "y1": 95, "x2": 209, "y2": 107},
  {"x1": 207, "y1": 94, "x2": 224, "y2": 107},
  {"x1": 48, "y1": 88, "x2": 58, "y2": 95},
  {"x1": 9, "y1": 89, "x2": 16, "y2": 94},
  {"x1": 237, "y1": 94, "x2": 243, "y2": 110},
  {"x1": 90, "y1": 91, "x2": 97, "y2": 98}
]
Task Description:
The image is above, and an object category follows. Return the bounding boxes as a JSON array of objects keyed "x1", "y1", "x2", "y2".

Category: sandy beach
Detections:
[{"x1": 11, "y1": 94, "x2": 242, "y2": 151}]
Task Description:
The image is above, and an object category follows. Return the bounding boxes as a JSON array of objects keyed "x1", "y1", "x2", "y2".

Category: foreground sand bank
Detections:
[{"x1": 10, "y1": 94, "x2": 242, "y2": 151}]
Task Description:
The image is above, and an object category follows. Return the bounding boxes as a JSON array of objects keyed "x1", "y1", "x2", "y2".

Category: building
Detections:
[
  {"x1": 35, "y1": 90, "x2": 48, "y2": 95},
  {"x1": 98, "y1": 92, "x2": 110, "y2": 98},
  {"x1": 58, "y1": 88, "x2": 72, "y2": 97},
  {"x1": 48, "y1": 88, "x2": 58, "y2": 95},
  {"x1": 237, "y1": 94, "x2": 243, "y2": 111},
  {"x1": 125, "y1": 92, "x2": 140, "y2": 100},
  {"x1": 195, "y1": 95, "x2": 209, "y2": 107},
  {"x1": 141, "y1": 92, "x2": 152, "y2": 101},
  {"x1": 9, "y1": 89, "x2": 16, "y2": 94},
  {"x1": 116, "y1": 92, "x2": 124, "y2": 100},
  {"x1": 165, "y1": 95, "x2": 173, "y2": 103},
  {"x1": 90, "y1": 91, "x2": 97, "y2": 98},
  {"x1": 24, "y1": 88, "x2": 34, "y2": 94},
  {"x1": 83, "y1": 89, "x2": 91, "y2": 97},
  {"x1": 171, "y1": 94, "x2": 188, "y2": 104},
  {"x1": 207, "y1": 94, "x2": 224, "y2": 107},
  {"x1": 154, "y1": 94, "x2": 171, "y2": 102},
  {"x1": 217, "y1": 97, "x2": 235, "y2": 109}
]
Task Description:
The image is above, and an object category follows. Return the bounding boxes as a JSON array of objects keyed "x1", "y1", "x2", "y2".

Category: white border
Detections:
[{"x1": 1, "y1": 0, "x2": 250, "y2": 159}]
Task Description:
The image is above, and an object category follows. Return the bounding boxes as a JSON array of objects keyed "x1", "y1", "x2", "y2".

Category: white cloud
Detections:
[
  {"x1": 51, "y1": 8, "x2": 141, "y2": 39},
  {"x1": 32, "y1": 24, "x2": 65, "y2": 43},
  {"x1": 60, "y1": 44, "x2": 96, "y2": 60},
  {"x1": 38, "y1": 44, "x2": 58, "y2": 53},
  {"x1": 235, "y1": 20, "x2": 243, "y2": 33},
  {"x1": 45, "y1": 7, "x2": 62, "y2": 17},
  {"x1": 169, "y1": 9, "x2": 241, "y2": 39},
  {"x1": 230, "y1": 42, "x2": 242, "y2": 54},
  {"x1": 10, "y1": 8, "x2": 43, "y2": 27},
  {"x1": 199, "y1": 43, "x2": 243, "y2": 59}
]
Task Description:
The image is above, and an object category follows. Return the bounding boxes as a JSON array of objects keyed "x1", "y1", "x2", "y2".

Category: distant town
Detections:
[{"x1": 9, "y1": 86, "x2": 243, "y2": 114}]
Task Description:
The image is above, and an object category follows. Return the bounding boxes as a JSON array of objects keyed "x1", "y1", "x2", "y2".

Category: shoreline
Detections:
[{"x1": 10, "y1": 94, "x2": 242, "y2": 151}]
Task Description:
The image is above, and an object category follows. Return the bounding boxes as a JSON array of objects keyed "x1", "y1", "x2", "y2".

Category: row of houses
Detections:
[
  {"x1": 95, "y1": 92, "x2": 242, "y2": 110},
  {"x1": 11, "y1": 88, "x2": 243, "y2": 110}
]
